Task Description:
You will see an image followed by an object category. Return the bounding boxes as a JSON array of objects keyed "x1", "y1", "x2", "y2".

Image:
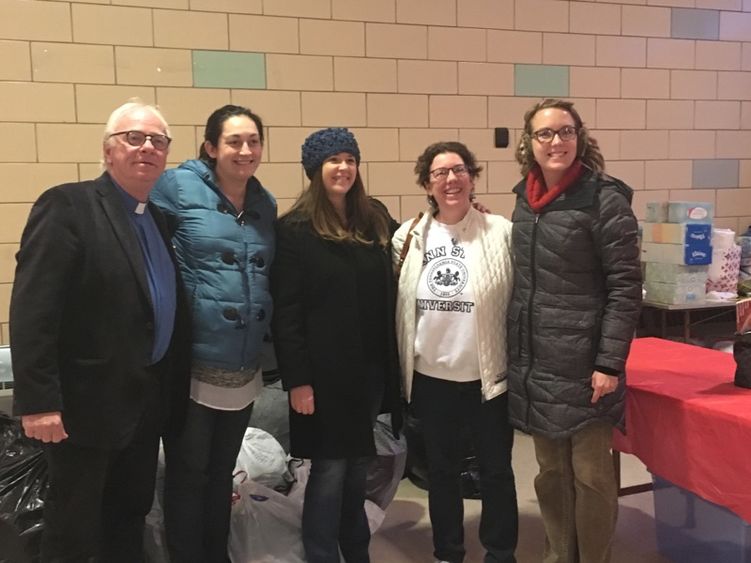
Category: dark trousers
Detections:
[
  {"x1": 40, "y1": 386, "x2": 162, "y2": 563},
  {"x1": 163, "y1": 399, "x2": 254, "y2": 563},
  {"x1": 412, "y1": 372, "x2": 518, "y2": 563}
]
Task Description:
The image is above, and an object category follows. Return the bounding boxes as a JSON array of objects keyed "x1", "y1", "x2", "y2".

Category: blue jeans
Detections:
[
  {"x1": 163, "y1": 399, "x2": 253, "y2": 563},
  {"x1": 412, "y1": 372, "x2": 518, "y2": 563}
]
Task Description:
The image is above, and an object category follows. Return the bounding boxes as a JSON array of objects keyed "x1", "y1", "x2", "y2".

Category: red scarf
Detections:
[{"x1": 525, "y1": 160, "x2": 583, "y2": 212}]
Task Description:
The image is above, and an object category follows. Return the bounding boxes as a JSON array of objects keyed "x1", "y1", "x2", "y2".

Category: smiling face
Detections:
[
  {"x1": 530, "y1": 107, "x2": 578, "y2": 184},
  {"x1": 321, "y1": 152, "x2": 357, "y2": 206},
  {"x1": 103, "y1": 107, "x2": 169, "y2": 199},
  {"x1": 205, "y1": 114, "x2": 263, "y2": 188},
  {"x1": 425, "y1": 151, "x2": 473, "y2": 222}
]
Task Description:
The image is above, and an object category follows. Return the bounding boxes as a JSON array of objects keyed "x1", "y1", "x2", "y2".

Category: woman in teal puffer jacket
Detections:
[{"x1": 150, "y1": 104, "x2": 276, "y2": 563}]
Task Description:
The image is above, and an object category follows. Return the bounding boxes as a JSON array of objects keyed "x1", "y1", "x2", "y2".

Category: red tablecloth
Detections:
[{"x1": 613, "y1": 337, "x2": 751, "y2": 522}]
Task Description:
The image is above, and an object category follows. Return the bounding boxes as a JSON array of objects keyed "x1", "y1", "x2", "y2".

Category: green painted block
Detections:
[
  {"x1": 193, "y1": 51, "x2": 266, "y2": 89},
  {"x1": 514, "y1": 64, "x2": 569, "y2": 97}
]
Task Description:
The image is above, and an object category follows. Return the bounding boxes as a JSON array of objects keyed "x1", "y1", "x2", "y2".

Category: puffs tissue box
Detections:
[{"x1": 641, "y1": 242, "x2": 712, "y2": 265}]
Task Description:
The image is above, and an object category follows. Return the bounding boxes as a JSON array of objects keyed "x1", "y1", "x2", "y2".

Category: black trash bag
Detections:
[
  {"x1": 0, "y1": 413, "x2": 48, "y2": 563},
  {"x1": 734, "y1": 332, "x2": 751, "y2": 389},
  {"x1": 403, "y1": 408, "x2": 482, "y2": 500}
]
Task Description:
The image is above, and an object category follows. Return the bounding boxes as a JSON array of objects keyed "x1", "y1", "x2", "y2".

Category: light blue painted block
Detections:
[
  {"x1": 692, "y1": 159, "x2": 739, "y2": 189},
  {"x1": 671, "y1": 8, "x2": 719, "y2": 41},
  {"x1": 514, "y1": 64, "x2": 568, "y2": 97},
  {"x1": 193, "y1": 51, "x2": 266, "y2": 89}
]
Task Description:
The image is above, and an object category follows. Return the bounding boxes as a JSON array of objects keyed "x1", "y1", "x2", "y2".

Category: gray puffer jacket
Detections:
[{"x1": 507, "y1": 169, "x2": 642, "y2": 439}]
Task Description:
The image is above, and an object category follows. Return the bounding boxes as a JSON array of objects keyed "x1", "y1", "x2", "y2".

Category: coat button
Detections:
[
  {"x1": 256, "y1": 309, "x2": 266, "y2": 321},
  {"x1": 221, "y1": 252, "x2": 236, "y2": 265},
  {"x1": 255, "y1": 257, "x2": 265, "y2": 268},
  {"x1": 223, "y1": 307, "x2": 239, "y2": 321}
]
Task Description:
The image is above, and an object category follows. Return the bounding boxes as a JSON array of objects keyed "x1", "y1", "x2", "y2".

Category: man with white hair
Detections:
[{"x1": 10, "y1": 101, "x2": 190, "y2": 562}]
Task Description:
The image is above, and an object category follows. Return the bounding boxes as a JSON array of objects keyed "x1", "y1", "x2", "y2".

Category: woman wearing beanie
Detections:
[
  {"x1": 507, "y1": 99, "x2": 641, "y2": 563},
  {"x1": 271, "y1": 127, "x2": 402, "y2": 563},
  {"x1": 150, "y1": 104, "x2": 276, "y2": 563}
]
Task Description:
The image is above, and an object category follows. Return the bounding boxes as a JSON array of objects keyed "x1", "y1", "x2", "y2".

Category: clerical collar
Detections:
[{"x1": 112, "y1": 178, "x2": 149, "y2": 215}]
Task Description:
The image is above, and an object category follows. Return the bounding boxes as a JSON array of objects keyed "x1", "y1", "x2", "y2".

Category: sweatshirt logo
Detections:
[{"x1": 427, "y1": 258, "x2": 468, "y2": 298}]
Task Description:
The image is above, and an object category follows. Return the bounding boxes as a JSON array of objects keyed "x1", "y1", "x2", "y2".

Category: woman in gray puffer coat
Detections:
[{"x1": 507, "y1": 99, "x2": 641, "y2": 563}]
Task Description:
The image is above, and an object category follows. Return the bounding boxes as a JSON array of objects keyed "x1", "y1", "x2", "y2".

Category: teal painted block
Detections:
[
  {"x1": 514, "y1": 65, "x2": 569, "y2": 97},
  {"x1": 193, "y1": 51, "x2": 266, "y2": 89},
  {"x1": 671, "y1": 8, "x2": 719, "y2": 41},
  {"x1": 692, "y1": 159, "x2": 739, "y2": 189}
]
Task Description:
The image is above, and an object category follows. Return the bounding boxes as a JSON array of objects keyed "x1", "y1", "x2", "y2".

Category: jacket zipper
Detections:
[{"x1": 524, "y1": 213, "x2": 540, "y2": 427}]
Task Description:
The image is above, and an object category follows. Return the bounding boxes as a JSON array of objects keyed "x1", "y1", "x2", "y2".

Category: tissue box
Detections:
[
  {"x1": 645, "y1": 201, "x2": 668, "y2": 223},
  {"x1": 641, "y1": 242, "x2": 713, "y2": 265},
  {"x1": 653, "y1": 474, "x2": 751, "y2": 563},
  {"x1": 645, "y1": 262, "x2": 709, "y2": 285},
  {"x1": 645, "y1": 281, "x2": 706, "y2": 304},
  {"x1": 667, "y1": 201, "x2": 714, "y2": 224},
  {"x1": 643, "y1": 223, "x2": 712, "y2": 245}
]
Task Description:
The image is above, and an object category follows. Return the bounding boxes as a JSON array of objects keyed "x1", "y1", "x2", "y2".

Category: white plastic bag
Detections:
[{"x1": 234, "y1": 427, "x2": 290, "y2": 491}]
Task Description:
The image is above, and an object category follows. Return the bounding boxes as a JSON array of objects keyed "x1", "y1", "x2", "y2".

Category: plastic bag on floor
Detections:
[
  {"x1": 366, "y1": 414, "x2": 407, "y2": 510},
  {"x1": 234, "y1": 427, "x2": 291, "y2": 493}
]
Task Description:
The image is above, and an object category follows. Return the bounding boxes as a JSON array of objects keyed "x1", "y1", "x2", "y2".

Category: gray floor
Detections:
[{"x1": 371, "y1": 431, "x2": 670, "y2": 563}]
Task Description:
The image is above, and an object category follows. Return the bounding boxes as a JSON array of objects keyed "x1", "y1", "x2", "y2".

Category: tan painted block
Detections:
[
  {"x1": 619, "y1": 130, "x2": 669, "y2": 160},
  {"x1": 0, "y1": 244, "x2": 19, "y2": 284},
  {"x1": 397, "y1": 0, "x2": 455, "y2": 25},
  {"x1": 488, "y1": 30, "x2": 542, "y2": 64},
  {"x1": 154, "y1": 10, "x2": 227, "y2": 50},
  {"x1": 334, "y1": 57, "x2": 397, "y2": 93},
  {"x1": 430, "y1": 96, "x2": 487, "y2": 128},
  {"x1": 349, "y1": 128, "x2": 399, "y2": 161},
  {"x1": 470, "y1": 171, "x2": 492, "y2": 197},
  {"x1": 696, "y1": 41, "x2": 742, "y2": 71},
  {"x1": 372, "y1": 196, "x2": 400, "y2": 223},
  {"x1": 37, "y1": 124, "x2": 108, "y2": 163},
  {"x1": 718, "y1": 71, "x2": 751, "y2": 100},
  {"x1": 300, "y1": 19, "x2": 365, "y2": 57},
  {"x1": 711, "y1": 216, "x2": 741, "y2": 232},
  {"x1": 645, "y1": 160, "x2": 693, "y2": 190},
  {"x1": 646, "y1": 100, "x2": 694, "y2": 129},
  {"x1": 0, "y1": 204, "x2": 33, "y2": 244},
  {"x1": 515, "y1": 0, "x2": 569, "y2": 32},
  {"x1": 570, "y1": 98, "x2": 598, "y2": 127},
  {"x1": 696, "y1": 0, "x2": 741, "y2": 9},
  {"x1": 255, "y1": 163, "x2": 305, "y2": 199},
  {"x1": 397, "y1": 194, "x2": 426, "y2": 220},
  {"x1": 156, "y1": 88, "x2": 231, "y2": 126},
  {"x1": 301, "y1": 92, "x2": 366, "y2": 127},
  {"x1": 367, "y1": 94, "x2": 429, "y2": 127},
  {"x1": 399, "y1": 128, "x2": 459, "y2": 161},
  {"x1": 744, "y1": 44, "x2": 751, "y2": 71},
  {"x1": 458, "y1": 63, "x2": 514, "y2": 96},
  {"x1": 75, "y1": 85, "x2": 156, "y2": 124},
  {"x1": 0, "y1": 41, "x2": 31, "y2": 81},
  {"x1": 743, "y1": 102, "x2": 751, "y2": 129},
  {"x1": 606, "y1": 160, "x2": 645, "y2": 190},
  {"x1": 457, "y1": 0, "x2": 513, "y2": 29},
  {"x1": 72, "y1": 4, "x2": 152, "y2": 46},
  {"x1": 591, "y1": 130, "x2": 621, "y2": 160},
  {"x1": 596, "y1": 36, "x2": 646, "y2": 68},
  {"x1": 621, "y1": 69, "x2": 669, "y2": 100},
  {"x1": 165, "y1": 125, "x2": 200, "y2": 164},
  {"x1": 267, "y1": 127, "x2": 317, "y2": 163},
  {"x1": 0, "y1": 0, "x2": 71, "y2": 42},
  {"x1": 262, "y1": 0, "x2": 330, "y2": 17},
  {"x1": 190, "y1": 0, "x2": 262, "y2": 14},
  {"x1": 116, "y1": 47, "x2": 192, "y2": 87},
  {"x1": 368, "y1": 162, "x2": 418, "y2": 196},
  {"x1": 32, "y1": 43, "x2": 114, "y2": 84},
  {"x1": 669, "y1": 130, "x2": 716, "y2": 159},
  {"x1": 632, "y1": 189, "x2": 669, "y2": 222},
  {"x1": 596, "y1": 100, "x2": 646, "y2": 130},
  {"x1": 459, "y1": 129, "x2": 514, "y2": 162},
  {"x1": 478, "y1": 194, "x2": 516, "y2": 219},
  {"x1": 332, "y1": 0, "x2": 395, "y2": 22},
  {"x1": 671, "y1": 70, "x2": 717, "y2": 100},
  {"x1": 571, "y1": 2, "x2": 621, "y2": 35},
  {"x1": 113, "y1": 0, "x2": 188, "y2": 8},
  {"x1": 79, "y1": 163, "x2": 104, "y2": 180},
  {"x1": 623, "y1": 6, "x2": 671, "y2": 37},
  {"x1": 231, "y1": 90, "x2": 302, "y2": 126},
  {"x1": 741, "y1": 160, "x2": 751, "y2": 186},
  {"x1": 543, "y1": 34, "x2": 595, "y2": 66},
  {"x1": 0, "y1": 164, "x2": 79, "y2": 203},
  {"x1": 276, "y1": 197, "x2": 297, "y2": 215},
  {"x1": 266, "y1": 55, "x2": 333, "y2": 91},
  {"x1": 0, "y1": 124, "x2": 36, "y2": 163},
  {"x1": 717, "y1": 188, "x2": 751, "y2": 216},
  {"x1": 646, "y1": 0, "x2": 693, "y2": 6},
  {"x1": 488, "y1": 96, "x2": 544, "y2": 128},
  {"x1": 398, "y1": 60, "x2": 457, "y2": 94},
  {"x1": 717, "y1": 131, "x2": 751, "y2": 158},
  {"x1": 429, "y1": 27, "x2": 486, "y2": 62},
  {"x1": 0, "y1": 284, "x2": 11, "y2": 323},
  {"x1": 571, "y1": 67, "x2": 621, "y2": 98},
  {"x1": 647, "y1": 39, "x2": 695, "y2": 70},
  {"x1": 487, "y1": 161, "x2": 523, "y2": 194},
  {"x1": 720, "y1": 11, "x2": 751, "y2": 41},
  {"x1": 366, "y1": 23, "x2": 427, "y2": 59},
  {"x1": 0, "y1": 83, "x2": 74, "y2": 123},
  {"x1": 229, "y1": 15, "x2": 298, "y2": 54},
  {"x1": 695, "y1": 101, "x2": 740, "y2": 129}
]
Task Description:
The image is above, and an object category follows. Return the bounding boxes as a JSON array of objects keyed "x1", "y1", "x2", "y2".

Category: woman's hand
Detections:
[
  {"x1": 290, "y1": 385, "x2": 315, "y2": 415},
  {"x1": 472, "y1": 200, "x2": 491, "y2": 214},
  {"x1": 591, "y1": 371, "x2": 618, "y2": 403}
]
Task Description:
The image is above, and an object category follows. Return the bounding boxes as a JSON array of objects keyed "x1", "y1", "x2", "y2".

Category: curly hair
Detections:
[
  {"x1": 515, "y1": 98, "x2": 604, "y2": 177},
  {"x1": 414, "y1": 141, "x2": 483, "y2": 211}
]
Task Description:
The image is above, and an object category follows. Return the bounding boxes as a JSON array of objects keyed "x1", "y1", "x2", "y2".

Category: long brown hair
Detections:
[
  {"x1": 282, "y1": 167, "x2": 391, "y2": 247},
  {"x1": 515, "y1": 98, "x2": 605, "y2": 177}
]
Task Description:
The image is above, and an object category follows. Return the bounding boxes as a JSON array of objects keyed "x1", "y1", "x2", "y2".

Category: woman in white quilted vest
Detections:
[{"x1": 392, "y1": 141, "x2": 518, "y2": 563}]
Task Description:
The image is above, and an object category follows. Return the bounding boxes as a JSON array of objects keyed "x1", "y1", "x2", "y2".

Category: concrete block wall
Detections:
[{"x1": 1, "y1": 0, "x2": 750, "y2": 343}]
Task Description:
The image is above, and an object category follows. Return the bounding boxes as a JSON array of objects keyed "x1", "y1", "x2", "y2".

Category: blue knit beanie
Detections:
[{"x1": 301, "y1": 127, "x2": 361, "y2": 179}]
